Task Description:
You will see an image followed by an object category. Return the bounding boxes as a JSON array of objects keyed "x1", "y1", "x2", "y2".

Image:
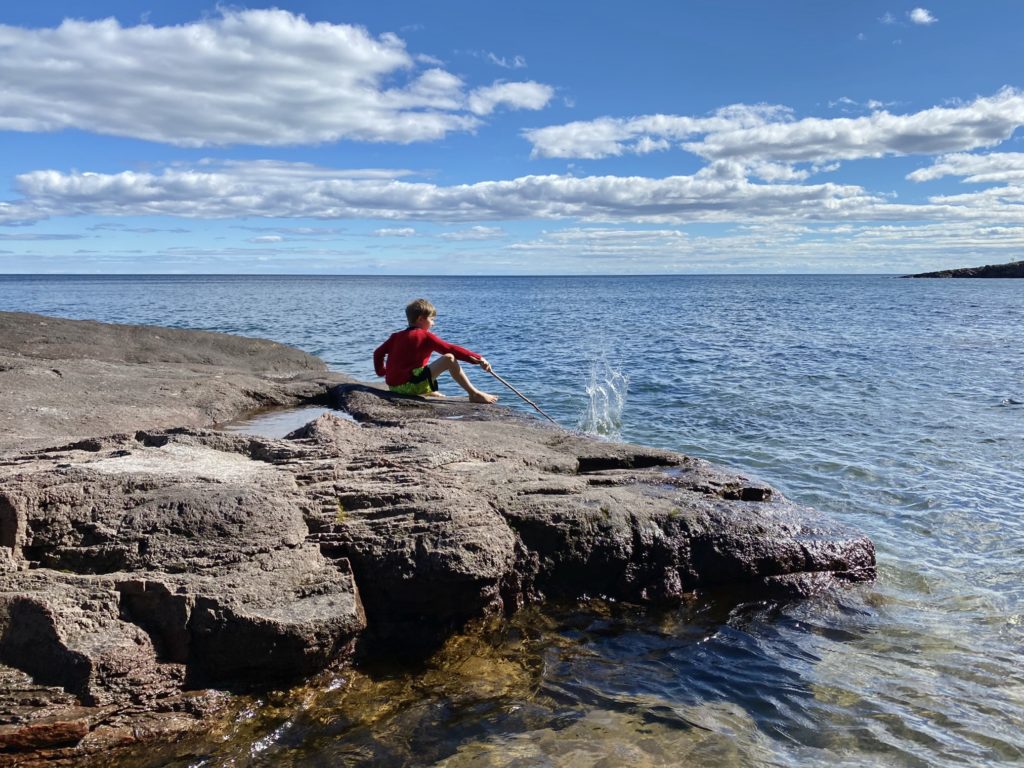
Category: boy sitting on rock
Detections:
[{"x1": 374, "y1": 298, "x2": 498, "y2": 404}]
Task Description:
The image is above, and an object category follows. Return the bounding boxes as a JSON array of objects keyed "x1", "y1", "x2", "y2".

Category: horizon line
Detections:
[{"x1": 0, "y1": 271, "x2": 908, "y2": 278}]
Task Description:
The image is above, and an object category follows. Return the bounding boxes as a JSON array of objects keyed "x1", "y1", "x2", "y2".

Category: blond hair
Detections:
[{"x1": 405, "y1": 298, "x2": 436, "y2": 325}]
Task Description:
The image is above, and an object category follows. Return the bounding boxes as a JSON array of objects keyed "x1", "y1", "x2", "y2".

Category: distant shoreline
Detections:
[{"x1": 902, "y1": 260, "x2": 1024, "y2": 278}]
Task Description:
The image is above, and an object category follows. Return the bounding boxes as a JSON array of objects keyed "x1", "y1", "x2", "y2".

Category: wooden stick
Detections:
[{"x1": 487, "y1": 369, "x2": 559, "y2": 425}]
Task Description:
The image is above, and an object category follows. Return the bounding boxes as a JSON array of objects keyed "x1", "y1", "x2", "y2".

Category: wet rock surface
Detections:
[{"x1": 0, "y1": 312, "x2": 875, "y2": 764}]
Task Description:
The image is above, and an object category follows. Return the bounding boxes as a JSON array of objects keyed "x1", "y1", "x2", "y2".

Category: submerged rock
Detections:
[{"x1": 0, "y1": 312, "x2": 875, "y2": 763}]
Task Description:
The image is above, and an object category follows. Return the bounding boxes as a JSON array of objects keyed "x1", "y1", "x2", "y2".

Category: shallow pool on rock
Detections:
[{"x1": 218, "y1": 405, "x2": 352, "y2": 438}]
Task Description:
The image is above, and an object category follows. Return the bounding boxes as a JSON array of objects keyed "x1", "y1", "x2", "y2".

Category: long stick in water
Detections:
[{"x1": 487, "y1": 369, "x2": 559, "y2": 425}]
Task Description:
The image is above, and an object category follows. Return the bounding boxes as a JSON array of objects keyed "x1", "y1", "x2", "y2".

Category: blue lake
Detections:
[{"x1": 2, "y1": 274, "x2": 1022, "y2": 766}]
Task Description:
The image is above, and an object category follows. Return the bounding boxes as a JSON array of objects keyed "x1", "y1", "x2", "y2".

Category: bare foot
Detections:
[
  {"x1": 469, "y1": 391, "x2": 498, "y2": 404},
  {"x1": 425, "y1": 391, "x2": 447, "y2": 398}
]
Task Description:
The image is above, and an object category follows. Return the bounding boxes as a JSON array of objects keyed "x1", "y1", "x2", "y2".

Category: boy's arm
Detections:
[
  {"x1": 373, "y1": 338, "x2": 390, "y2": 377},
  {"x1": 425, "y1": 332, "x2": 482, "y2": 365}
]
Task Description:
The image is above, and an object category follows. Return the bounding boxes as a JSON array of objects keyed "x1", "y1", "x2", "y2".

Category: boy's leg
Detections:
[{"x1": 428, "y1": 354, "x2": 498, "y2": 404}]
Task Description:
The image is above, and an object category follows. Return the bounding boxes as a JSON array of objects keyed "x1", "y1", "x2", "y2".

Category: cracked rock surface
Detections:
[{"x1": 0, "y1": 312, "x2": 875, "y2": 763}]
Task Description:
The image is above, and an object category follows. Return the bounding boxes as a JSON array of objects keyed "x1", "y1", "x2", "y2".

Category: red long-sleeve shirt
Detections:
[{"x1": 373, "y1": 328, "x2": 480, "y2": 387}]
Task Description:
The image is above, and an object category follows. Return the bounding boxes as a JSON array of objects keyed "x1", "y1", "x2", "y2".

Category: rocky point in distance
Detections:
[
  {"x1": 902, "y1": 259, "x2": 1024, "y2": 278},
  {"x1": 0, "y1": 311, "x2": 876, "y2": 765}
]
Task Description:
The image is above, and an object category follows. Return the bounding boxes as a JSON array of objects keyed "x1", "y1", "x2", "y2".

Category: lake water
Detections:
[{"x1": 2, "y1": 274, "x2": 1022, "y2": 766}]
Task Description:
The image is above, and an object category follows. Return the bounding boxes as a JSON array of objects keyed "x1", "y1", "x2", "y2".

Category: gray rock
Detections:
[
  {"x1": 0, "y1": 312, "x2": 875, "y2": 761},
  {"x1": 0, "y1": 311, "x2": 352, "y2": 454}
]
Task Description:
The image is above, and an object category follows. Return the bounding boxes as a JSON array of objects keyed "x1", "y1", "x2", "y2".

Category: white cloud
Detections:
[
  {"x1": 440, "y1": 226, "x2": 506, "y2": 241},
  {"x1": 374, "y1": 227, "x2": 417, "y2": 237},
  {"x1": 510, "y1": 227, "x2": 689, "y2": 255},
  {"x1": 0, "y1": 10, "x2": 554, "y2": 146},
  {"x1": 200, "y1": 161, "x2": 417, "y2": 182},
  {"x1": 880, "y1": 12, "x2": 898, "y2": 25},
  {"x1": 525, "y1": 104, "x2": 792, "y2": 159},
  {"x1": 0, "y1": 232, "x2": 83, "y2": 240},
  {"x1": 235, "y1": 225, "x2": 349, "y2": 241},
  {"x1": 829, "y1": 96, "x2": 894, "y2": 113},
  {"x1": 908, "y1": 153, "x2": 1024, "y2": 184},
  {"x1": 501, "y1": 219, "x2": 1024, "y2": 273},
  {"x1": 4, "y1": 156, "x2": 1006, "y2": 236},
  {"x1": 487, "y1": 52, "x2": 527, "y2": 69},
  {"x1": 3, "y1": 160, "x2": 892, "y2": 227},
  {"x1": 682, "y1": 89, "x2": 1024, "y2": 163},
  {"x1": 467, "y1": 82, "x2": 554, "y2": 116},
  {"x1": 527, "y1": 89, "x2": 1024, "y2": 171},
  {"x1": 909, "y1": 8, "x2": 937, "y2": 25}
]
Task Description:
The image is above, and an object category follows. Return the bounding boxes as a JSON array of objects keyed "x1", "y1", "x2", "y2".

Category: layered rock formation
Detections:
[{"x1": 0, "y1": 312, "x2": 876, "y2": 763}]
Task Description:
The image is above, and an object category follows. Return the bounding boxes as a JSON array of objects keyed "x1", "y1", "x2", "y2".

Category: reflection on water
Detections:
[
  {"x1": 217, "y1": 405, "x2": 345, "y2": 438},
  {"x1": 101, "y1": 589, "x2": 1024, "y2": 768},
  {"x1": 107, "y1": 602, "x2": 783, "y2": 767}
]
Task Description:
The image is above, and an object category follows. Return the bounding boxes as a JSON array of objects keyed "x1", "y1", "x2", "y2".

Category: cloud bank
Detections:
[
  {"x1": 526, "y1": 89, "x2": 1024, "y2": 173},
  {"x1": 0, "y1": 10, "x2": 554, "y2": 146},
  {"x1": 5, "y1": 155, "x2": 1024, "y2": 231},
  {"x1": 2, "y1": 161, "x2": 889, "y2": 226}
]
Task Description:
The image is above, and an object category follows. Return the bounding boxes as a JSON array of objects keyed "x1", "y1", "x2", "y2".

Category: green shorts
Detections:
[{"x1": 390, "y1": 366, "x2": 438, "y2": 396}]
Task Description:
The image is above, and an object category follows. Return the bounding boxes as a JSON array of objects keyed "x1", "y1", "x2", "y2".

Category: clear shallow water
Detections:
[{"x1": 2, "y1": 274, "x2": 1022, "y2": 766}]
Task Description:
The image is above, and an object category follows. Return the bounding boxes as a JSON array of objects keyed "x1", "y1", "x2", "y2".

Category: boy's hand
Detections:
[{"x1": 475, "y1": 357, "x2": 492, "y2": 373}]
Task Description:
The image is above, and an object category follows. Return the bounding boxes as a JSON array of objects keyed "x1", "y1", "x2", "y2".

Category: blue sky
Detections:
[{"x1": 1, "y1": 1, "x2": 1022, "y2": 274}]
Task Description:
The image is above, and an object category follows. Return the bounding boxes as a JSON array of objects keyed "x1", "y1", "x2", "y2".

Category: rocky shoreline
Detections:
[
  {"x1": 902, "y1": 259, "x2": 1024, "y2": 278},
  {"x1": 0, "y1": 312, "x2": 876, "y2": 764}
]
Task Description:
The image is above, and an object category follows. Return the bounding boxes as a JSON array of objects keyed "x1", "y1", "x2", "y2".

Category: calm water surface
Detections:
[{"x1": 2, "y1": 275, "x2": 1022, "y2": 766}]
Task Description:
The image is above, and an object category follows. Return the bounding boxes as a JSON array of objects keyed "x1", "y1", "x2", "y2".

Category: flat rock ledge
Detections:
[{"x1": 0, "y1": 312, "x2": 875, "y2": 764}]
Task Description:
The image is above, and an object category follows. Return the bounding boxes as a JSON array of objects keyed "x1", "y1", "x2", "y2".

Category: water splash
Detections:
[{"x1": 578, "y1": 358, "x2": 629, "y2": 438}]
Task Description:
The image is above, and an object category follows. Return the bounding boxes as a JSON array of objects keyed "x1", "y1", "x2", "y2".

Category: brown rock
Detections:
[{"x1": 0, "y1": 312, "x2": 875, "y2": 762}]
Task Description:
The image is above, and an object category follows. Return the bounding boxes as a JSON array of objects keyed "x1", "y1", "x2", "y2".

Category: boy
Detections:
[{"x1": 374, "y1": 298, "x2": 499, "y2": 404}]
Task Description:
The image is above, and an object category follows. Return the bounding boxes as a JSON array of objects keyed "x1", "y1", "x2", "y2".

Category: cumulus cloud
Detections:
[
  {"x1": 909, "y1": 8, "x2": 937, "y2": 25},
  {"x1": 526, "y1": 89, "x2": 1024, "y2": 172},
  {"x1": 682, "y1": 95, "x2": 1020, "y2": 162},
  {"x1": 908, "y1": 153, "x2": 1024, "y2": 184},
  {"x1": 525, "y1": 104, "x2": 792, "y2": 159},
  {"x1": 2, "y1": 160, "x2": 890, "y2": 227},
  {"x1": 0, "y1": 10, "x2": 554, "y2": 146},
  {"x1": 0, "y1": 160, "x2": 987, "y2": 234},
  {"x1": 467, "y1": 82, "x2": 555, "y2": 116}
]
